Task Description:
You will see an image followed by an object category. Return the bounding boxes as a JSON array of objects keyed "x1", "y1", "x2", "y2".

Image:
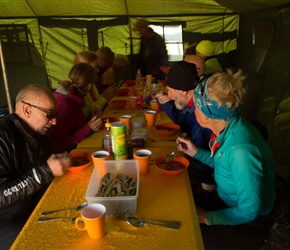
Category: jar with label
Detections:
[
  {"x1": 150, "y1": 83, "x2": 159, "y2": 95},
  {"x1": 111, "y1": 122, "x2": 127, "y2": 160},
  {"x1": 141, "y1": 89, "x2": 151, "y2": 109}
]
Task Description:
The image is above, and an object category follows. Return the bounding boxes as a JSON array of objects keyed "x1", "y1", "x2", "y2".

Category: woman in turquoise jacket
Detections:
[{"x1": 177, "y1": 69, "x2": 276, "y2": 249}]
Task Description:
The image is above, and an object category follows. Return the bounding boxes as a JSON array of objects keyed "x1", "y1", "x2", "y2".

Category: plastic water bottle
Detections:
[{"x1": 135, "y1": 69, "x2": 143, "y2": 87}]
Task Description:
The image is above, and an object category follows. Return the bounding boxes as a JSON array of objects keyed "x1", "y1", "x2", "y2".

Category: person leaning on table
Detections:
[
  {"x1": 155, "y1": 60, "x2": 214, "y2": 187},
  {"x1": 51, "y1": 63, "x2": 103, "y2": 153},
  {"x1": 196, "y1": 40, "x2": 222, "y2": 75},
  {"x1": 0, "y1": 84, "x2": 71, "y2": 249},
  {"x1": 74, "y1": 50, "x2": 110, "y2": 116},
  {"x1": 176, "y1": 69, "x2": 276, "y2": 250}
]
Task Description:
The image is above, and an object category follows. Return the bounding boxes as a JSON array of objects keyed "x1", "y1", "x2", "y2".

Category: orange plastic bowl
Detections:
[
  {"x1": 155, "y1": 123, "x2": 180, "y2": 137},
  {"x1": 155, "y1": 155, "x2": 189, "y2": 176},
  {"x1": 117, "y1": 88, "x2": 130, "y2": 96},
  {"x1": 110, "y1": 99, "x2": 127, "y2": 109},
  {"x1": 126, "y1": 80, "x2": 136, "y2": 87},
  {"x1": 160, "y1": 66, "x2": 170, "y2": 74},
  {"x1": 68, "y1": 151, "x2": 92, "y2": 173}
]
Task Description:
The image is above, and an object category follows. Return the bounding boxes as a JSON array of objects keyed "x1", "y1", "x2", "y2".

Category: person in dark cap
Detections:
[
  {"x1": 156, "y1": 60, "x2": 214, "y2": 189},
  {"x1": 133, "y1": 18, "x2": 168, "y2": 80}
]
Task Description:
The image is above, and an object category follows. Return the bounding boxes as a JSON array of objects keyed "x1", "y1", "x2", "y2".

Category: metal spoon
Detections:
[
  {"x1": 126, "y1": 216, "x2": 180, "y2": 229},
  {"x1": 165, "y1": 132, "x2": 187, "y2": 162},
  {"x1": 38, "y1": 217, "x2": 77, "y2": 223},
  {"x1": 41, "y1": 202, "x2": 88, "y2": 216}
]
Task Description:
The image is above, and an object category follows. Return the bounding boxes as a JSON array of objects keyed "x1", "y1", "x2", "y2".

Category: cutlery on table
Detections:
[
  {"x1": 126, "y1": 216, "x2": 180, "y2": 229},
  {"x1": 41, "y1": 202, "x2": 88, "y2": 216},
  {"x1": 147, "y1": 137, "x2": 177, "y2": 143},
  {"x1": 165, "y1": 132, "x2": 187, "y2": 162},
  {"x1": 38, "y1": 217, "x2": 77, "y2": 222}
]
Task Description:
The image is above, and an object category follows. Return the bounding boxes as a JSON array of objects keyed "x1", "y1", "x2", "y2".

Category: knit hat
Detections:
[
  {"x1": 133, "y1": 19, "x2": 149, "y2": 31},
  {"x1": 196, "y1": 40, "x2": 214, "y2": 57},
  {"x1": 166, "y1": 61, "x2": 199, "y2": 91}
]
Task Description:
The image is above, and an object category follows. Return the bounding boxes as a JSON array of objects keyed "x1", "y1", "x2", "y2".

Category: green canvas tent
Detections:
[{"x1": 0, "y1": 0, "x2": 290, "y2": 180}]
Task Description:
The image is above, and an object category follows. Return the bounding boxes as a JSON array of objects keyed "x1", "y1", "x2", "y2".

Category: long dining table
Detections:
[{"x1": 10, "y1": 81, "x2": 204, "y2": 250}]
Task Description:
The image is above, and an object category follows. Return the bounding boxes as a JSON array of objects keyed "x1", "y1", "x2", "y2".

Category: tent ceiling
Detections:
[
  {"x1": 0, "y1": 0, "x2": 290, "y2": 18},
  {"x1": 216, "y1": 0, "x2": 290, "y2": 13},
  {"x1": 0, "y1": 0, "x2": 232, "y2": 18}
]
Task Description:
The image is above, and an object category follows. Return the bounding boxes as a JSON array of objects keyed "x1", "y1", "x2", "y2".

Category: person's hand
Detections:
[
  {"x1": 92, "y1": 108, "x2": 102, "y2": 118},
  {"x1": 102, "y1": 86, "x2": 115, "y2": 101},
  {"x1": 176, "y1": 136, "x2": 198, "y2": 157},
  {"x1": 156, "y1": 91, "x2": 170, "y2": 104},
  {"x1": 196, "y1": 206, "x2": 208, "y2": 224},
  {"x1": 47, "y1": 152, "x2": 71, "y2": 177},
  {"x1": 88, "y1": 116, "x2": 102, "y2": 132}
]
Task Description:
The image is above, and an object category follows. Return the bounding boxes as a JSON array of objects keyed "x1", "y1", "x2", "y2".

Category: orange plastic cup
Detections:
[
  {"x1": 119, "y1": 115, "x2": 132, "y2": 129},
  {"x1": 133, "y1": 149, "x2": 152, "y2": 175},
  {"x1": 91, "y1": 150, "x2": 110, "y2": 167},
  {"x1": 128, "y1": 96, "x2": 137, "y2": 110},
  {"x1": 144, "y1": 110, "x2": 160, "y2": 127},
  {"x1": 150, "y1": 100, "x2": 159, "y2": 112},
  {"x1": 75, "y1": 204, "x2": 106, "y2": 239}
]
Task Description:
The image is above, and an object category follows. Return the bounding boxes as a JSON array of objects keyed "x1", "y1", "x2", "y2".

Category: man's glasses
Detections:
[
  {"x1": 200, "y1": 81, "x2": 212, "y2": 115},
  {"x1": 22, "y1": 101, "x2": 58, "y2": 120}
]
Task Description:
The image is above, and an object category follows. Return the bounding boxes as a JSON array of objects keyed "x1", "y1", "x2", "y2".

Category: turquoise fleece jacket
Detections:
[{"x1": 194, "y1": 115, "x2": 276, "y2": 225}]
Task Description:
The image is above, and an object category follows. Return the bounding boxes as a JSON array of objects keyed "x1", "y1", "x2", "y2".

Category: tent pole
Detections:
[
  {"x1": 124, "y1": 0, "x2": 135, "y2": 78},
  {"x1": 0, "y1": 33, "x2": 13, "y2": 114}
]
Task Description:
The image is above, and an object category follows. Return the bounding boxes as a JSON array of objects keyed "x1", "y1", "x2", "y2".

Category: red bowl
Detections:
[
  {"x1": 110, "y1": 99, "x2": 127, "y2": 109},
  {"x1": 155, "y1": 155, "x2": 189, "y2": 176},
  {"x1": 126, "y1": 80, "x2": 136, "y2": 87},
  {"x1": 160, "y1": 66, "x2": 170, "y2": 74},
  {"x1": 68, "y1": 151, "x2": 92, "y2": 173},
  {"x1": 155, "y1": 123, "x2": 180, "y2": 137},
  {"x1": 117, "y1": 88, "x2": 130, "y2": 96}
]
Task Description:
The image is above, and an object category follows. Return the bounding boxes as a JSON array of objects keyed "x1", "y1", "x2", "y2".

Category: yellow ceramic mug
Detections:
[
  {"x1": 75, "y1": 203, "x2": 106, "y2": 239},
  {"x1": 150, "y1": 99, "x2": 159, "y2": 112},
  {"x1": 144, "y1": 110, "x2": 160, "y2": 127},
  {"x1": 128, "y1": 96, "x2": 137, "y2": 110},
  {"x1": 133, "y1": 149, "x2": 152, "y2": 175}
]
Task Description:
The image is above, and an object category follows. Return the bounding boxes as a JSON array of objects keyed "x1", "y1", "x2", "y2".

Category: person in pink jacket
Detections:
[{"x1": 51, "y1": 63, "x2": 102, "y2": 153}]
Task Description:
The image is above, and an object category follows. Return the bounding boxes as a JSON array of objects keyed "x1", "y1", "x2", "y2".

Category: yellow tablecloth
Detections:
[
  {"x1": 11, "y1": 147, "x2": 204, "y2": 250},
  {"x1": 78, "y1": 84, "x2": 179, "y2": 149}
]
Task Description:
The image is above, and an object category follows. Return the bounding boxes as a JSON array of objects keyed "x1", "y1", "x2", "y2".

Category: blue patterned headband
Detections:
[{"x1": 194, "y1": 77, "x2": 238, "y2": 122}]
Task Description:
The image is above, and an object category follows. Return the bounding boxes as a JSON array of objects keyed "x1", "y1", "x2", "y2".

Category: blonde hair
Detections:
[
  {"x1": 113, "y1": 54, "x2": 129, "y2": 67},
  {"x1": 59, "y1": 63, "x2": 96, "y2": 94},
  {"x1": 74, "y1": 50, "x2": 98, "y2": 69},
  {"x1": 207, "y1": 68, "x2": 246, "y2": 107}
]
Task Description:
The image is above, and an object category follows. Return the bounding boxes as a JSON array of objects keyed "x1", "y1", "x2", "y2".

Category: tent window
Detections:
[
  {"x1": 149, "y1": 24, "x2": 183, "y2": 62},
  {"x1": 0, "y1": 25, "x2": 32, "y2": 63}
]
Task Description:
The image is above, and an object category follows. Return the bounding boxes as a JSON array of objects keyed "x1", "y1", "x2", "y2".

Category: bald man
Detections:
[
  {"x1": 184, "y1": 54, "x2": 206, "y2": 77},
  {"x1": 0, "y1": 84, "x2": 71, "y2": 249}
]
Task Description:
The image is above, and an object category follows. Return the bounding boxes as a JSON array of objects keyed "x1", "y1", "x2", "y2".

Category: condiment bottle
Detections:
[
  {"x1": 136, "y1": 95, "x2": 143, "y2": 110},
  {"x1": 102, "y1": 119, "x2": 112, "y2": 155},
  {"x1": 135, "y1": 69, "x2": 143, "y2": 87},
  {"x1": 150, "y1": 83, "x2": 159, "y2": 95},
  {"x1": 130, "y1": 138, "x2": 145, "y2": 148}
]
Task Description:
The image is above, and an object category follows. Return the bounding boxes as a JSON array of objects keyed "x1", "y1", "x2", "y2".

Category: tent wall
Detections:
[
  {"x1": 237, "y1": 5, "x2": 290, "y2": 179},
  {"x1": 0, "y1": 19, "x2": 49, "y2": 107},
  {"x1": 0, "y1": 14, "x2": 238, "y2": 105}
]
